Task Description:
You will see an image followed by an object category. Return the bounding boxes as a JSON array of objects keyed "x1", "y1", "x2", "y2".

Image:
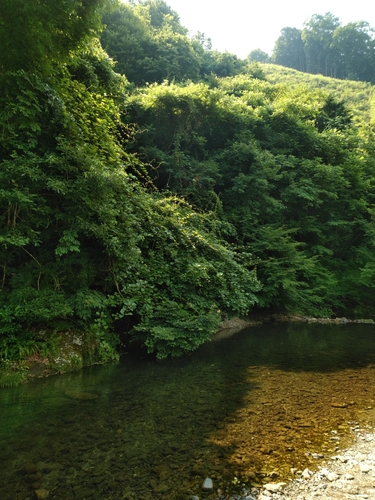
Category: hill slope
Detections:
[{"x1": 262, "y1": 63, "x2": 375, "y2": 126}]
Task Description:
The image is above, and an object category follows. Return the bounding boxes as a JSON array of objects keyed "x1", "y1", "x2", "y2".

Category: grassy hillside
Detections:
[{"x1": 262, "y1": 63, "x2": 375, "y2": 126}]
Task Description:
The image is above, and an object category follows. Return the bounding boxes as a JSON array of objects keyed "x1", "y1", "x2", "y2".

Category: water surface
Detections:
[{"x1": 1, "y1": 322, "x2": 375, "y2": 499}]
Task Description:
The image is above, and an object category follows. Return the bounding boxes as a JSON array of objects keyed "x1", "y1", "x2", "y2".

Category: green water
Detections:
[{"x1": 1, "y1": 323, "x2": 375, "y2": 500}]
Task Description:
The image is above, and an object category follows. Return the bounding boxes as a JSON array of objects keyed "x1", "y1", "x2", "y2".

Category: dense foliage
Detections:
[
  {"x1": 0, "y1": 0, "x2": 260, "y2": 361},
  {"x1": 125, "y1": 75, "x2": 375, "y2": 316},
  {"x1": 1, "y1": 0, "x2": 375, "y2": 365}
]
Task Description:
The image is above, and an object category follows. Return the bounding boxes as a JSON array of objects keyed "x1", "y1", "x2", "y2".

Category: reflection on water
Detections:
[{"x1": 1, "y1": 323, "x2": 375, "y2": 499}]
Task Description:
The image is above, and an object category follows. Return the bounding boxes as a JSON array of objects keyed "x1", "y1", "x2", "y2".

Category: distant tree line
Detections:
[{"x1": 248, "y1": 13, "x2": 375, "y2": 83}]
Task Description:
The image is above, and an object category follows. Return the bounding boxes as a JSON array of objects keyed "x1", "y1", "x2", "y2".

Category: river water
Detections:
[{"x1": 1, "y1": 322, "x2": 375, "y2": 500}]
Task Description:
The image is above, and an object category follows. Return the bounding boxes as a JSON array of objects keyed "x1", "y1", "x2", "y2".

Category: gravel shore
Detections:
[
  {"x1": 268, "y1": 423, "x2": 375, "y2": 500},
  {"x1": 209, "y1": 422, "x2": 375, "y2": 500}
]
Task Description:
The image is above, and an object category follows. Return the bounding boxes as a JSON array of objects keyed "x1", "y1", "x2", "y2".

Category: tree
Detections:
[
  {"x1": 101, "y1": 1, "x2": 201, "y2": 84},
  {"x1": 273, "y1": 14, "x2": 375, "y2": 83},
  {"x1": 302, "y1": 13, "x2": 340, "y2": 76},
  {"x1": 200, "y1": 50, "x2": 247, "y2": 77},
  {"x1": 126, "y1": 74, "x2": 375, "y2": 317},
  {"x1": 101, "y1": 3, "x2": 152, "y2": 82},
  {"x1": 248, "y1": 49, "x2": 270, "y2": 63},
  {"x1": 0, "y1": 0, "x2": 106, "y2": 74},
  {"x1": 140, "y1": 0, "x2": 187, "y2": 34},
  {"x1": 101, "y1": 1, "x2": 250, "y2": 84},
  {"x1": 331, "y1": 22, "x2": 375, "y2": 82},
  {"x1": 0, "y1": 0, "x2": 261, "y2": 361},
  {"x1": 315, "y1": 94, "x2": 352, "y2": 133},
  {"x1": 272, "y1": 27, "x2": 306, "y2": 71}
]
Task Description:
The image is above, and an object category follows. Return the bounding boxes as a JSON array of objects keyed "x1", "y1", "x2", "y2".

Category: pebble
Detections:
[
  {"x1": 302, "y1": 468, "x2": 312, "y2": 479},
  {"x1": 263, "y1": 483, "x2": 281, "y2": 493},
  {"x1": 202, "y1": 478, "x2": 213, "y2": 491},
  {"x1": 207, "y1": 426, "x2": 375, "y2": 500},
  {"x1": 35, "y1": 490, "x2": 49, "y2": 500},
  {"x1": 344, "y1": 473, "x2": 355, "y2": 480},
  {"x1": 263, "y1": 482, "x2": 287, "y2": 493},
  {"x1": 23, "y1": 463, "x2": 38, "y2": 474},
  {"x1": 326, "y1": 472, "x2": 339, "y2": 481},
  {"x1": 360, "y1": 464, "x2": 372, "y2": 473},
  {"x1": 272, "y1": 427, "x2": 375, "y2": 500}
]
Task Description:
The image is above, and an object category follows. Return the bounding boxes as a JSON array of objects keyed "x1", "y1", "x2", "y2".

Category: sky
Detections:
[{"x1": 161, "y1": 0, "x2": 375, "y2": 58}]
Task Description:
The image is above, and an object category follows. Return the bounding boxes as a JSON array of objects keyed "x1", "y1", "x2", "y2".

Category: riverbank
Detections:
[
  {"x1": 218, "y1": 315, "x2": 375, "y2": 332},
  {"x1": 0, "y1": 329, "x2": 118, "y2": 387},
  {"x1": 207, "y1": 420, "x2": 375, "y2": 500},
  {"x1": 271, "y1": 315, "x2": 374, "y2": 325},
  {"x1": 278, "y1": 422, "x2": 375, "y2": 500},
  {"x1": 1, "y1": 315, "x2": 373, "y2": 388}
]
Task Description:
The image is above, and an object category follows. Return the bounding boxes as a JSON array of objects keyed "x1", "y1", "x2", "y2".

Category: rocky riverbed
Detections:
[
  {"x1": 204, "y1": 422, "x2": 375, "y2": 500},
  {"x1": 2, "y1": 322, "x2": 375, "y2": 500}
]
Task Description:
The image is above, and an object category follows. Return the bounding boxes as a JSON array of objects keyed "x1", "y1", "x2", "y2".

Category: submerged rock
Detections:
[
  {"x1": 23, "y1": 463, "x2": 38, "y2": 474},
  {"x1": 202, "y1": 478, "x2": 213, "y2": 491},
  {"x1": 35, "y1": 489, "x2": 49, "y2": 500}
]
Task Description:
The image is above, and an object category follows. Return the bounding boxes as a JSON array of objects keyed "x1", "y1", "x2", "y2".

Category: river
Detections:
[{"x1": 1, "y1": 322, "x2": 375, "y2": 499}]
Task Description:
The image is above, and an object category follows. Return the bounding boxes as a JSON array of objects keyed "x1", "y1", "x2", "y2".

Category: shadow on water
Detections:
[{"x1": 0, "y1": 323, "x2": 375, "y2": 499}]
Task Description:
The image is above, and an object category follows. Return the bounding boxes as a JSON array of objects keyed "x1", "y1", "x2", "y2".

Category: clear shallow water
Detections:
[{"x1": 1, "y1": 323, "x2": 375, "y2": 499}]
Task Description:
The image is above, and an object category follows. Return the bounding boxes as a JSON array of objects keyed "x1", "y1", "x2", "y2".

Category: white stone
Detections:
[
  {"x1": 202, "y1": 478, "x2": 213, "y2": 490},
  {"x1": 360, "y1": 464, "x2": 372, "y2": 473},
  {"x1": 302, "y1": 468, "x2": 312, "y2": 479},
  {"x1": 327, "y1": 472, "x2": 339, "y2": 482},
  {"x1": 264, "y1": 483, "x2": 281, "y2": 493},
  {"x1": 344, "y1": 473, "x2": 354, "y2": 480}
]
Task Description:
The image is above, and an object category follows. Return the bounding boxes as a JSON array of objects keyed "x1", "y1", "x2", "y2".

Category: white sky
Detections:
[{"x1": 161, "y1": 0, "x2": 375, "y2": 58}]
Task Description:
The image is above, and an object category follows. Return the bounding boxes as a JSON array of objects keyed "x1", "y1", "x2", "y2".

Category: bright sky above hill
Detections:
[{"x1": 162, "y1": 0, "x2": 375, "y2": 58}]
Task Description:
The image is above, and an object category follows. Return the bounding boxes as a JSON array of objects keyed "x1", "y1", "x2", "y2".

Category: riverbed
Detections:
[{"x1": 1, "y1": 322, "x2": 375, "y2": 499}]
